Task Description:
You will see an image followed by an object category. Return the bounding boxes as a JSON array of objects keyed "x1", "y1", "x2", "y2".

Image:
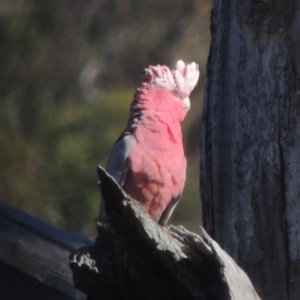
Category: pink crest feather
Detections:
[{"x1": 144, "y1": 60, "x2": 199, "y2": 99}]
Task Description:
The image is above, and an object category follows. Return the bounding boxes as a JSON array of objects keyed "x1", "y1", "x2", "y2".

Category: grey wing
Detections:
[
  {"x1": 106, "y1": 135, "x2": 136, "y2": 186},
  {"x1": 99, "y1": 134, "x2": 136, "y2": 222}
]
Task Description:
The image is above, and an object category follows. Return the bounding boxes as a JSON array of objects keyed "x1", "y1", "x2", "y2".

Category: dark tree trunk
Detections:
[{"x1": 200, "y1": 1, "x2": 300, "y2": 300}]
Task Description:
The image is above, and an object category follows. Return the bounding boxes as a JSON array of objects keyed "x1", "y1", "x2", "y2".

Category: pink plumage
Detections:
[{"x1": 100, "y1": 60, "x2": 199, "y2": 225}]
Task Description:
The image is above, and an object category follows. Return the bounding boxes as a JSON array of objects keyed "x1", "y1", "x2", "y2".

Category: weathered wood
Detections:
[
  {"x1": 0, "y1": 201, "x2": 92, "y2": 300},
  {"x1": 70, "y1": 166, "x2": 260, "y2": 300},
  {"x1": 0, "y1": 260, "x2": 75, "y2": 300},
  {"x1": 201, "y1": 1, "x2": 300, "y2": 299}
]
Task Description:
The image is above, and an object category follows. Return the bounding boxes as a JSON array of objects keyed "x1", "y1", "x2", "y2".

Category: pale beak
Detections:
[{"x1": 183, "y1": 97, "x2": 190, "y2": 111}]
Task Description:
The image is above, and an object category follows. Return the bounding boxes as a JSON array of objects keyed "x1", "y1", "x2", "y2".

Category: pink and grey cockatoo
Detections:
[{"x1": 100, "y1": 60, "x2": 199, "y2": 226}]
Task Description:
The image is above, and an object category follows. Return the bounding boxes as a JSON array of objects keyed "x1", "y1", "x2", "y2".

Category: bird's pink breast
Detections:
[{"x1": 122, "y1": 116, "x2": 186, "y2": 222}]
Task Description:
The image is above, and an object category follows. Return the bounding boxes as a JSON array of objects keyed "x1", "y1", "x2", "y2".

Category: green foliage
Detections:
[
  {"x1": 41, "y1": 90, "x2": 132, "y2": 231},
  {"x1": 0, "y1": 0, "x2": 211, "y2": 236}
]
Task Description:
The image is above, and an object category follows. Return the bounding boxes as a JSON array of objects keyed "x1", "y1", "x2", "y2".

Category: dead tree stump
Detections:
[{"x1": 69, "y1": 166, "x2": 260, "y2": 300}]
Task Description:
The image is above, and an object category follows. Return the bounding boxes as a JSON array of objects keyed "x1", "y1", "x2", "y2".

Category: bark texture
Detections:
[
  {"x1": 69, "y1": 166, "x2": 260, "y2": 300},
  {"x1": 201, "y1": 1, "x2": 300, "y2": 299}
]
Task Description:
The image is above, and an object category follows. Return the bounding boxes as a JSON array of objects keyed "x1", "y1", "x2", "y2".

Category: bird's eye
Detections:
[{"x1": 173, "y1": 88, "x2": 181, "y2": 98}]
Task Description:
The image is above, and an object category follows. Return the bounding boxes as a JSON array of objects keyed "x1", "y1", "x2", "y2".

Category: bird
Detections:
[{"x1": 100, "y1": 60, "x2": 199, "y2": 226}]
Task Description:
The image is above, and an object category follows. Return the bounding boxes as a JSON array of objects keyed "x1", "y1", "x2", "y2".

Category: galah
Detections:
[{"x1": 100, "y1": 60, "x2": 199, "y2": 226}]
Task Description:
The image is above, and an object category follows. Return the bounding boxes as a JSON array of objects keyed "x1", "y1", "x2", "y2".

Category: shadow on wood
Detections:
[
  {"x1": 0, "y1": 201, "x2": 92, "y2": 300},
  {"x1": 69, "y1": 166, "x2": 261, "y2": 300}
]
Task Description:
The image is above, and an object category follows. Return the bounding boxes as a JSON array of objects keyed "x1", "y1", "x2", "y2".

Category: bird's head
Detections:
[{"x1": 143, "y1": 60, "x2": 200, "y2": 112}]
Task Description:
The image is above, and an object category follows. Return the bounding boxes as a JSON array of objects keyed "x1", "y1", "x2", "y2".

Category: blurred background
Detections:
[{"x1": 0, "y1": 0, "x2": 211, "y2": 238}]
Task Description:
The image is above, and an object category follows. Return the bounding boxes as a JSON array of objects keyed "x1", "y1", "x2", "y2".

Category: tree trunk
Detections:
[{"x1": 200, "y1": 1, "x2": 300, "y2": 299}]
